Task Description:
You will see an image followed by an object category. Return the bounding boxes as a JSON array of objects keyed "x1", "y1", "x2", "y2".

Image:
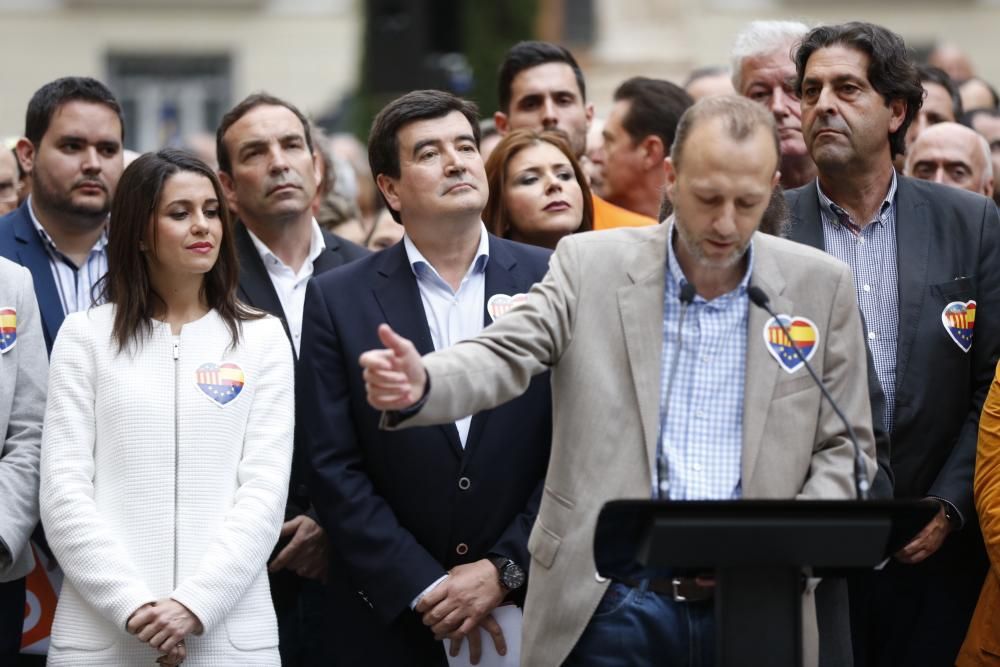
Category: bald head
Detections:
[
  {"x1": 928, "y1": 44, "x2": 974, "y2": 83},
  {"x1": 905, "y1": 122, "x2": 993, "y2": 197}
]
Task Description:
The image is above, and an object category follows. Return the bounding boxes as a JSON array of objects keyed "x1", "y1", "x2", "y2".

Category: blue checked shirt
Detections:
[
  {"x1": 27, "y1": 196, "x2": 108, "y2": 315},
  {"x1": 817, "y1": 174, "x2": 899, "y2": 428},
  {"x1": 656, "y1": 225, "x2": 751, "y2": 500}
]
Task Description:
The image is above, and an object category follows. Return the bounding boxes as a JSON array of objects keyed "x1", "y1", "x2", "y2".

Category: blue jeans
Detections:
[{"x1": 563, "y1": 581, "x2": 715, "y2": 667}]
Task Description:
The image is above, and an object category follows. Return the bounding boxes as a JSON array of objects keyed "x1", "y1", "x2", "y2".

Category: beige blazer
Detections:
[
  {"x1": 401, "y1": 222, "x2": 876, "y2": 666},
  {"x1": 0, "y1": 257, "x2": 47, "y2": 582}
]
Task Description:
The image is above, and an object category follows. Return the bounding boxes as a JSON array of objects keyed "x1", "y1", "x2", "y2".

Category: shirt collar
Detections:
[
  {"x1": 27, "y1": 194, "x2": 109, "y2": 255},
  {"x1": 816, "y1": 170, "x2": 897, "y2": 230},
  {"x1": 664, "y1": 216, "x2": 754, "y2": 302},
  {"x1": 403, "y1": 222, "x2": 490, "y2": 283},
  {"x1": 245, "y1": 218, "x2": 327, "y2": 271}
]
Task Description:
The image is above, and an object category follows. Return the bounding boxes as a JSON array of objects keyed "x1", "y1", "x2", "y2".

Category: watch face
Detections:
[{"x1": 501, "y1": 562, "x2": 526, "y2": 590}]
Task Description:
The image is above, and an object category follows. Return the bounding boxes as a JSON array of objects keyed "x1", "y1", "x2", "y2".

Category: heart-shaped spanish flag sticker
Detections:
[
  {"x1": 0, "y1": 307, "x2": 15, "y2": 354},
  {"x1": 195, "y1": 362, "x2": 245, "y2": 406},
  {"x1": 763, "y1": 315, "x2": 819, "y2": 373},
  {"x1": 941, "y1": 300, "x2": 975, "y2": 353}
]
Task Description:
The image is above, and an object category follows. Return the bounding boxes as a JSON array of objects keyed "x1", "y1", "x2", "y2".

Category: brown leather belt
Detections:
[{"x1": 619, "y1": 576, "x2": 715, "y2": 602}]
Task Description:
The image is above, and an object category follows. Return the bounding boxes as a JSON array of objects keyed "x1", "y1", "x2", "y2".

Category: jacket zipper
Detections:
[{"x1": 172, "y1": 338, "x2": 180, "y2": 589}]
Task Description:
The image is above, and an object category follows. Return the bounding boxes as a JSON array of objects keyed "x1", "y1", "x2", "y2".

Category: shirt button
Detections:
[
  {"x1": 692, "y1": 463, "x2": 703, "y2": 472},
  {"x1": 863, "y1": 284, "x2": 871, "y2": 292},
  {"x1": 858, "y1": 237, "x2": 865, "y2": 245},
  {"x1": 455, "y1": 543, "x2": 469, "y2": 556},
  {"x1": 458, "y1": 477, "x2": 471, "y2": 490},
  {"x1": 868, "y1": 331, "x2": 876, "y2": 340},
  {"x1": 696, "y1": 410, "x2": 706, "y2": 419},
  {"x1": 701, "y1": 355, "x2": 710, "y2": 363}
]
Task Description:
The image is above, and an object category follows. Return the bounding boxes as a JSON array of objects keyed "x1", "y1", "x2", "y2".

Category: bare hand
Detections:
[
  {"x1": 268, "y1": 515, "x2": 329, "y2": 582},
  {"x1": 416, "y1": 559, "x2": 505, "y2": 640},
  {"x1": 447, "y1": 614, "x2": 508, "y2": 665},
  {"x1": 895, "y1": 505, "x2": 952, "y2": 564},
  {"x1": 359, "y1": 324, "x2": 426, "y2": 410},
  {"x1": 127, "y1": 598, "x2": 203, "y2": 654}
]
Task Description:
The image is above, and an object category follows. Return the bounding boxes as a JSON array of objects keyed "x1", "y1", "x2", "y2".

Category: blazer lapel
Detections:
[
  {"x1": 313, "y1": 230, "x2": 348, "y2": 275},
  {"x1": 617, "y1": 222, "x2": 670, "y2": 483},
  {"x1": 786, "y1": 181, "x2": 826, "y2": 250},
  {"x1": 463, "y1": 237, "x2": 523, "y2": 465},
  {"x1": 892, "y1": 177, "x2": 930, "y2": 396},
  {"x1": 741, "y1": 236, "x2": 789, "y2": 492},
  {"x1": 373, "y1": 243, "x2": 463, "y2": 458},
  {"x1": 235, "y1": 224, "x2": 287, "y2": 319},
  {"x1": 12, "y1": 208, "x2": 64, "y2": 349}
]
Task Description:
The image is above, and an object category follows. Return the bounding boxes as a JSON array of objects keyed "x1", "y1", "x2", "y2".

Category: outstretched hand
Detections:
[{"x1": 359, "y1": 324, "x2": 427, "y2": 411}]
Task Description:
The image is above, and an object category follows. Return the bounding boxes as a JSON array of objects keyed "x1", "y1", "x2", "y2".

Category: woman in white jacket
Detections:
[{"x1": 40, "y1": 149, "x2": 293, "y2": 666}]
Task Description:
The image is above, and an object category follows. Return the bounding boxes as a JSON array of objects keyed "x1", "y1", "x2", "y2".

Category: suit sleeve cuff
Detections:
[
  {"x1": 410, "y1": 573, "x2": 448, "y2": 610},
  {"x1": 928, "y1": 496, "x2": 964, "y2": 530}
]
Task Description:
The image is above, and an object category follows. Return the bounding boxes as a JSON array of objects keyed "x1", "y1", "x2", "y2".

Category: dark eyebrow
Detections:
[
  {"x1": 455, "y1": 133, "x2": 476, "y2": 145},
  {"x1": 165, "y1": 197, "x2": 220, "y2": 207},
  {"x1": 237, "y1": 139, "x2": 267, "y2": 155},
  {"x1": 412, "y1": 138, "x2": 440, "y2": 156}
]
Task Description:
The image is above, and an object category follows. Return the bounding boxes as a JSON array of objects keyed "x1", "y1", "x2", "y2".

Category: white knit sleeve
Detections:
[
  {"x1": 39, "y1": 314, "x2": 157, "y2": 630},
  {"x1": 170, "y1": 317, "x2": 293, "y2": 632}
]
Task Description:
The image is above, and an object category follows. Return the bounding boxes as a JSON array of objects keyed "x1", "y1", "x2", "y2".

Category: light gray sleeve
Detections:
[{"x1": 0, "y1": 266, "x2": 47, "y2": 581}]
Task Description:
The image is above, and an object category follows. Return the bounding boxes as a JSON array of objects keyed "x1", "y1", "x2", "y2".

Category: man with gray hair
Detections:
[
  {"x1": 360, "y1": 95, "x2": 874, "y2": 667},
  {"x1": 732, "y1": 20, "x2": 816, "y2": 189},
  {"x1": 905, "y1": 122, "x2": 994, "y2": 199}
]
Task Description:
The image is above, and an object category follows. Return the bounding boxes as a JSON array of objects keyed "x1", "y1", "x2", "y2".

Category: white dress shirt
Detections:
[
  {"x1": 246, "y1": 219, "x2": 326, "y2": 356},
  {"x1": 403, "y1": 224, "x2": 490, "y2": 609}
]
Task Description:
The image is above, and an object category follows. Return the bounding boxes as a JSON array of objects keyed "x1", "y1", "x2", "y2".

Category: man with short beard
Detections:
[
  {"x1": 0, "y1": 77, "x2": 124, "y2": 353},
  {"x1": 0, "y1": 75, "x2": 123, "y2": 664}
]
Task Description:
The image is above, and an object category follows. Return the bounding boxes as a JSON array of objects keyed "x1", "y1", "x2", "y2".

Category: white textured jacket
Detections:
[{"x1": 40, "y1": 305, "x2": 293, "y2": 666}]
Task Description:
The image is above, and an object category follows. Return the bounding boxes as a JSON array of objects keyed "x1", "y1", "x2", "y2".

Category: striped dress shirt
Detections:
[
  {"x1": 656, "y1": 224, "x2": 752, "y2": 500},
  {"x1": 816, "y1": 174, "x2": 899, "y2": 428},
  {"x1": 27, "y1": 196, "x2": 108, "y2": 315}
]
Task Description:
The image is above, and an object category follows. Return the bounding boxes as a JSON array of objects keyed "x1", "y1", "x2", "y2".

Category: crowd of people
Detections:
[{"x1": 1, "y1": 16, "x2": 1000, "y2": 667}]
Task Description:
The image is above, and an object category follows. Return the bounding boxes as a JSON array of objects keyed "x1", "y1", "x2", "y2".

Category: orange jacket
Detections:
[
  {"x1": 591, "y1": 194, "x2": 656, "y2": 230},
  {"x1": 958, "y1": 366, "x2": 1000, "y2": 665}
]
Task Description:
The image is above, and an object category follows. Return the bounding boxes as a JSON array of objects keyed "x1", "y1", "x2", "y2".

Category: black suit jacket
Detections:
[
  {"x1": 235, "y1": 221, "x2": 368, "y2": 607},
  {"x1": 0, "y1": 202, "x2": 68, "y2": 354},
  {"x1": 297, "y1": 235, "x2": 552, "y2": 665},
  {"x1": 787, "y1": 177, "x2": 1000, "y2": 665},
  {"x1": 786, "y1": 177, "x2": 1000, "y2": 516}
]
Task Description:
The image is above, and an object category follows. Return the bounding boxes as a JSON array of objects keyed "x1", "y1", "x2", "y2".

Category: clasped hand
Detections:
[
  {"x1": 127, "y1": 598, "x2": 203, "y2": 666},
  {"x1": 416, "y1": 560, "x2": 508, "y2": 665}
]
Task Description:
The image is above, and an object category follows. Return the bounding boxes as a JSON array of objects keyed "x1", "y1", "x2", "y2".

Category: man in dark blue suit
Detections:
[
  {"x1": 0, "y1": 77, "x2": 124, "y2": 354},
  {"x1": 0, "y1": 76, "x2": 124, "y2": 662},
  {"x1": 297, "y1": 90, "x2": 552, "y2": 666},
  {"x1": 784, "y1": 23, "x2": 1000, "y2": 667},
  {"x1": 216, "y1": 92, "x2": 369, "y2": 667}
]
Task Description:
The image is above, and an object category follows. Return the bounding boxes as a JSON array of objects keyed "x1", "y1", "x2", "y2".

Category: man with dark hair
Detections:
[
  {"x1": 786, "y1": 22, "x2": 1000, "y2": 666},
  {"x1": 964, "y1": 107, "x2": 1000, "y2": 207},
  {"x1": 298, "y1": 89, "x2": 552, "y2": 666},
  {"x1": 360, "y1": 94, "x2": 875, "y2": 667},
  {"x1": 901, "y1": 65, "x2": 963, "y2": 165},
  {"x1": 215, "y1": 91, "x2": 367, "y2": 666},
  {"x1": 494, "y1": 40, "x2": 655, "y2": 230},
  {"x1": 0, "y1": 76, "x2": 124, "y2": 353},
  {"x1": 592, "y1": 77, "x2": 692, "y2": 220}
]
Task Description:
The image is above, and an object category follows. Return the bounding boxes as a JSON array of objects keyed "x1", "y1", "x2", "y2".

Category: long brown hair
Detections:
[
  {"x1": 100, "y1": 148, "x2": 260, "y2": 352},
  {"x1": 483, "y1": 129, "x2": 594, "y2": 239}
]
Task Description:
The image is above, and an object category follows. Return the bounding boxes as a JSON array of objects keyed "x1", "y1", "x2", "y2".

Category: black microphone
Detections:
[
  {"x1": 655, "y1": 282, "x2": 698, "y2": 499},
  {"x1": 747, "y1": 285, "x2": 871, "y2": 501}
]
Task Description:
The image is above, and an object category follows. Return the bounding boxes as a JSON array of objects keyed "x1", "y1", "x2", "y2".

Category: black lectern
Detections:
[{"x1": 594, "y1": 499, "x2": 937, "y2": 667}]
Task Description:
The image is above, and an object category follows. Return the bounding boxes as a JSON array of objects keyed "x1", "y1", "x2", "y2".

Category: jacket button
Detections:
[
  {"x1": 456, "y1": 543, "x2": 469, "y2": 555},
  {"x1": 458, "y1": 477, "x2": 471, "y2": 490}
]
